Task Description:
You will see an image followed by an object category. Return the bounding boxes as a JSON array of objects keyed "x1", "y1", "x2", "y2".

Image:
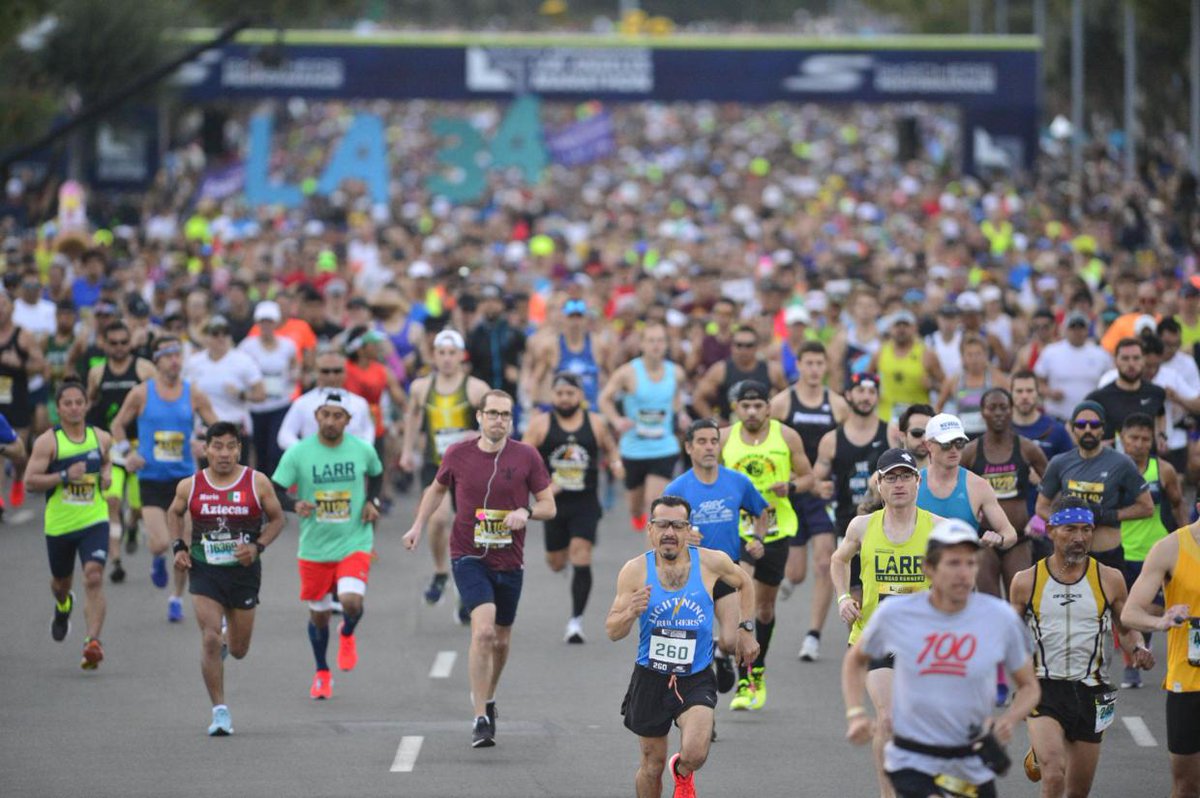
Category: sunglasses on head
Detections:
[
  {"x1": 936, "y1": 438, "x2": 967, "y2": 451},
  {"x1": 1073, "y1": 419, "x2": 1104, "y2": 430}
]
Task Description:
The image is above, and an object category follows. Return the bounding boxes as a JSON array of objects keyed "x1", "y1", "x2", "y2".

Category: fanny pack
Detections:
[{"x1": 893, "y1": 727, "x2": 1011, "y2": 776}]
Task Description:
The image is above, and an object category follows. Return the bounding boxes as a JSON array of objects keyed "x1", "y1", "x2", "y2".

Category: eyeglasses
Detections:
[
  {"x1": 319, "y1": 367, "x2": 344, "y2": 375},
  {"x1": 1073, "y1": 419, "x2": 1104, "y2": 430},
  {"x1": 881, "y1": 471, "x2": 917, "y2": 484},
  {"x1": 733, "y1": 341, "x2": 757, "y2": 349},
  {"x1": 907, "y1": 428, "x2": 925, "y2": 438},
  {"x1": 649, "y1": 519, "x2": 690, "y2": 531},
  {"x1": 482, "y1": 410, "x2": 513, "y2": 420},
  {"x1": 107, "y1": 338, "x2": 131, "y2": 346},
  {"x1": 936, "y1": 439, "x2": 967, "y2": 451}
]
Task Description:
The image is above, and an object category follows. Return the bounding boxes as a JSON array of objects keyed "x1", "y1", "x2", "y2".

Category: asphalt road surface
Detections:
[{"x1": 0, "y1": 487, "x2": 1174, "y2": 797}]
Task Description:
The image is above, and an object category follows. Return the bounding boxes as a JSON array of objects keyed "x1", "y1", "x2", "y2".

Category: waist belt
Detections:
[{"x1": 893, "y1": 735, "x2": 975, "y2": 759}]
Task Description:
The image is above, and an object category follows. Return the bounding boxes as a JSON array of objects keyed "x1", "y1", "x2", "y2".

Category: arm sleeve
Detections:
[{"x1": 365, "y1": 439, "x2": 384, "y2": 477}]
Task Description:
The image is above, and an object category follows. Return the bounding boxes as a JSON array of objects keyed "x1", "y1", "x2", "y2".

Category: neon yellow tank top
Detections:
[
  {"x1": 1121, "y1": 458, "x2": 1168, "y2": 562},
  {"x1": 424, "y1": 376, "x2": 474, "y2": 465},
  {"x1": 45, "y1": 426, "x2": 109, "y2": 537},
  {"x1": 722, "y1": 419, "x2": 798, "y2": 543},
  {"x1": 849, "y1": 508, "x2": 936, "y2": 643},
  {"x1": 877, "y1": 340, "x2": 929, "y2": 421}
]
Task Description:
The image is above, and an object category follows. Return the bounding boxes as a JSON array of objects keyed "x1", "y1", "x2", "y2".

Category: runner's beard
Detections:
[
  {"x1": 1078, "y1": 433, "x2": 1100, "y2": 451},
  {"x1": 850, "y1": 400, "x2": 877, "y2": 417},
  {"x1": 555, "y1": 403, "x2": 581, "y2": 419}
]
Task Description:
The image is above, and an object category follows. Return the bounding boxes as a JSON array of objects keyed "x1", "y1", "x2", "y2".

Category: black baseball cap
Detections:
[
  {"x1": 877, "y1": 447, "x2": 920, "y2": 475},
  {"x1": 732, "y1": 380, "x2": 769, "y2": 403}
]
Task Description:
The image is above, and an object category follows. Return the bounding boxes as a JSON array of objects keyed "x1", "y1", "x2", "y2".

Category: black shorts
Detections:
[
  {"x1": 738, "y1": 537, "x2": 789, "y2": 587},
  {"x1": 869, "y1": 653, "x2": 896, "y2": 671},
  {"x1": 189, "y1": 558, "x2": 262, "y2": 610},
  {"x1": 621, "y1": 455, "x2": 677, "y2": 490},
  {"x1": 1031, "y1": 678, "x2": 1115, "y2": 744},
  {"x1": 887, "y1": 769, "x2": 996, "y2": 798},
  {"x1": 790, "y1": 493, "x2": 835, "y2": 546},
  {"x1": 139, "y1": 478, "x2": 181, "y2": 510},
  {"x1": 1091, "y1": 544, "x2": 1125, "y2": 572},
  {"x1": 544, "y1": 500, "x2": 600, "y2": 552},
  {"x1": 713, "y1": 579, "x2": 735, "y2": 602},
  {"x1": 621, "y1": 664, "x2": 718, "y2": 738},
  {"x1": 45, "y1": 523, "x2": 109, "y2": 579},
  {"x1": 1167, "y1": 691, "x2": 1200, "y2": 755},
  {"x1": 0, "y1": 400, "x2": 31, "y2": 430}
]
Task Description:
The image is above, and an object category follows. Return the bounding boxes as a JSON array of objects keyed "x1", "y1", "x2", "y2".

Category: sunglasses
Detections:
[
  {"x1": 649, "y1": 519, "x2": 690, "y2": 531},
  {"x1": 319, "y1": 367, "x2": 344, "y2": 375},
  {"x1": 908, "y1": 428, "x2": 925, "y2": 438},
  {"x1": 936, "y1": 439, "x2": 967, "y2": 451},
  {"x1": 733, "y1": 341, "x2": 757, "y2": 349},
  {"x1": 1073, "y1": 420, "x2": 1104, "y2": 430}
]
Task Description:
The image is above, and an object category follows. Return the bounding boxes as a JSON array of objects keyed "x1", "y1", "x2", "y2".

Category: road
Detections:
[{"x1": 0, "y1": 487, "x2": 1173, "y2": 797}]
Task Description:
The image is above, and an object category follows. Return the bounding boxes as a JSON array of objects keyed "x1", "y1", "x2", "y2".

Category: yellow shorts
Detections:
[{"x1": 103, "y1": 464, "x2": 142, "y2": 509}]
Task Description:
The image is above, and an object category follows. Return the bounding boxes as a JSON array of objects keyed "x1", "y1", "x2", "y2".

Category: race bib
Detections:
[
  {"x1": 153, "y1": 430, "x2": 185, "y2": 462},
  {"x1": 314, "y1": 490, "x2": 352, "y2": 523},
  {"x1": 649, "y1": 628, "x2": 697, "y2": 674},
  {"x1": 1094, "y1": 691, "x2": 1116, "y2": 734},
  {"x1": 984, "y1": 470, "x2": 1018, "y2": 500},
  {"x1": 262, "y1": 375, "x2": 287, "y2": 400},
  {"x1": 741, "y1": 505, "x2": 778, "y2": 537},
  {"x1": 634, "y1": 408, "x2": 667, "y2": 439},
  {"x1": 1188, "y1": 619, "x2": 1200, "y2": 666},
  {"x1": 434, "y1": 428, "x2": 468, "y2": 458},
  {"x1": 202, "y1": 535, "x2": 241, "y2": 566},
  {"x1": 933, "y1": 774, "x2": 979, "y2": 798},
  {"x1": 0, "y1": 375, "x2": 12, "y2": 404},
  {"x1": 1065, "y1": 479, "x2": 1105, "y2": 506},
  {"x1": 62, "y1": 479, "x2": 96, "y2": 506},
  {"x1": 473, "y1": 508, "x2": 513, "y2": 547}
]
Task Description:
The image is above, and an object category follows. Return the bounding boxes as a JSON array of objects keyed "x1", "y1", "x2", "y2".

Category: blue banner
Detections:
[{"x1": 546, "y1": 110, "x2": 615, "y2": 167}]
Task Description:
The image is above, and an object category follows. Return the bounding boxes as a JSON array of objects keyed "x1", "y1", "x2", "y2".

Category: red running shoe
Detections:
[
  {"x1": 669, "y1": 753, "x2": 696, "y2": 798},
  {"x1": 337, "y1": 623, "x2": 358, "y2": 671},
  {"x1": 310, "y1": 669, "x2": 332, "y2": 700}
]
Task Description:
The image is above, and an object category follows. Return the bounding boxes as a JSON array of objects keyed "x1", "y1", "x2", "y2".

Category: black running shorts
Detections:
[
  {"x1": 139, "y1": 478, "x2": 180, "y2": 511},
  {"x1": 1167, "y1": 691, "x2": 1200, "y2": 755},
  {"x1": 737, "y1": 537, "x2": 789, "y2": 587},
  {"x1": 543, "y1": 499, "x2": 601, "y2": 552},
  {"x1": 621, "y1": 664, "x2": 717, "y2": 738},
  {"x1": 1030, "y1": 678, "x2": 1114, "y2": 744},
  {"x1": 621, "y1": 455, "x2": 677, "y2": 490},
  {"x1": 189, "y1": 559, "x2": 262, "y2": 610}
]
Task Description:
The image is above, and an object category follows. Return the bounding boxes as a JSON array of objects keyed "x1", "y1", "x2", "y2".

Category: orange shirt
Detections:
[
  {"x1": 344, "y1": 360, "x2": 389, "y2": 436},
  {"x1": 1100, "y1": 312, "x2": 1160, "y2": 353}
]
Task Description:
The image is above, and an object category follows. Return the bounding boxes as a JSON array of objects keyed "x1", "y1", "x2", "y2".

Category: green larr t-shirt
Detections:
[{"x1": 273, "y1": 435, "x2": 383, "y2": 562}]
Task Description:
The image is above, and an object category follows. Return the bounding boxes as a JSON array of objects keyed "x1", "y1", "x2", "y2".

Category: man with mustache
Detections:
[
  {"x1": 1035, "y1": 401, "x2": 1154, "y2": 575},
  {"x1": 1009, "y1": 496, "x2": 1153, "y2": 798},
  {"x1": 607, "y1": 494, "x2": 758, "y2": 798}
]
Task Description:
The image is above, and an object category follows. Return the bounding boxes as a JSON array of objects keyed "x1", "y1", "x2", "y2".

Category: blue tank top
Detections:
[
  {"x1": 620, "y1": 358, "x2": 680, "y2": 460},
  {"x1": 636, "y1": 547, "x2": 715, "y2": 675},
  {"x1": 387, "y1": 317, "x2": 417, "y2": 362},
  {"x1": 137, "y1": 378, "x2": 195, "y2": 481},
  {"x1": 781, "y1": 343, "x2": 799, "y2": 384},
  {"x1": 559, "y1": 333, "x2": 600, "y2": 409},
  {"x1": 916, "y1": 467, "x2": 978, "y2": 530}
]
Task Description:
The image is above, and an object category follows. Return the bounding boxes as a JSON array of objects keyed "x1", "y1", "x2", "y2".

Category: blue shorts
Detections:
[
  {"x1": 451, "y1": 557, "x2": 524, "y2": 626},
  {"x1": 46, "y1": 523, "x2": 109, "y2": 579},
  {"x1": 790, "y1": 493, "x2": 835, "y2": 546}
]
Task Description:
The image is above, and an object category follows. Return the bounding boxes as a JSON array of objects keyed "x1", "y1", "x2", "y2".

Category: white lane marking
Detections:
[
  {"x1": 429, "y1": 650, "x2": 457, "y2": 679},
  {"x1": 1122, "y1": 716, "x2": 1158, "y2": 747},
  {"x1": 390, "y1": 736, "x2": 424, "y2": 772}
]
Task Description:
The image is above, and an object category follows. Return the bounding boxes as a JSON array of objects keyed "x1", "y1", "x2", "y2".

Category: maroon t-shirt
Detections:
[{"x1": 436, "y1": 437, "x2": 552, "y2": 571}]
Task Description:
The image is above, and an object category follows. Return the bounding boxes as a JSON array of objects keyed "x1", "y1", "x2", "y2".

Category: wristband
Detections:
[
  {"x1": 171, "y1": 538, "x2": 188, "y2": 555},
  {"x1": 846, "y1": 706, "x2": 867, "y2": 719},
  {"x1": 837, "y1": 593, "x2": 853, "y2": 605},
  {"x1": 113, "y1": 440, "x2": 131, "y2": 456}
]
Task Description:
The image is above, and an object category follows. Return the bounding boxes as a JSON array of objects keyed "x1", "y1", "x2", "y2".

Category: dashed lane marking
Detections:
[
  {"x1": 1122, "y1": 716, "x2": 1158, "y2": 747},
  {"x1": 390, "y1": 736, "x2": 424, "y2": 772},
  {"x1": 429, "y1": 650, "x2": 457, "y2": 679}
]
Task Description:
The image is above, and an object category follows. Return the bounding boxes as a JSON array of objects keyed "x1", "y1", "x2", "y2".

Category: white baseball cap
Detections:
[
  {"x1": 253, "y1": 300, "x2": 281, "y2": 323},
  {"x1": 433, "y1": 329, "x2": 465, "y2": 350},
  {"x1": 408, "y1": 260, "x2": 434, "y2": 279},
  {"x1": 925, "y1": 413, "x2": 969, "y2": 444},
  {"x1": 956, "y1": 291, "x2": 983, "y2": 312},
  {"x1": 927, "y1": 518, "x2": 982, "y2": 550},
  {"x1": 785, "y1": 305, "x2": 811, "y2": 326},
  {"x1": 316, "y1": 390, "x2": 353, "y2": 417}
]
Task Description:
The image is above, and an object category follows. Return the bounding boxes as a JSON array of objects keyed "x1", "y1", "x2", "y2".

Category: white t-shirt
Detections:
[
  {"x1": 237, "y1": 335, "x2": 297, "y2": 413},
  {"x1": 1166, "y1": 350, "x2": 1200, "y2": 395},
  {"x1": 276, "y1": 386, "x2": 375, "y2": 449},
  {"x1": 1034, "y1": 340, "x2": 1113, "y2": 421},
  {"x1": 859, "y1": 592, "x2": 1032, "y2": 787},
  {"x1": 13, "y1": 298, "x2": 56, "y2": 337},
  {"x1": 183, "y1": 349, "x2": 264, "y2": 431},
  {"x1": 1098, "y1": 363, "x2": 1198, "y2": 451}
]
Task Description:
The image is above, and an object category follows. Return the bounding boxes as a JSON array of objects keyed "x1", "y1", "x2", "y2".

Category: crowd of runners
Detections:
[{"x1": 3, "y1": 100, "x2": 1200, "y2": 797}]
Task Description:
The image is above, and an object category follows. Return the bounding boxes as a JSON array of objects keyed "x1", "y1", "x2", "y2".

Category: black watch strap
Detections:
[
  {"x1": 738, "y1": 620, "x2": 755, "y2": 632},
  {"x1": 254, "y1": 542, "x2": 266, "y2": 554}
]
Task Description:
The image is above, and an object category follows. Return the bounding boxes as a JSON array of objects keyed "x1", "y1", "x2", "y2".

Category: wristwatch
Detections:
[
  {"x1": 370, "y1": 497, "x2": 382, "y2": 510},
  {"x1": 254, "y1": 542, "x2": 266, "y2": 555},
  {"x1": 738, "y1": 620, "x2": 756, "y2": 633}
]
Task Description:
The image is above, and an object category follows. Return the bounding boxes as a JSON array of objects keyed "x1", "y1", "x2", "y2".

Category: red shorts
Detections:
[{"x1": 297, "y1": 551, "x2": 372, "y2": 601}]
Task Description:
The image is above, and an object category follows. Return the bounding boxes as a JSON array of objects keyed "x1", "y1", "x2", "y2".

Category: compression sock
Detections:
[
  {"x1": 571, "y1": 565, "x2": 592, "y2": 618},
  {"x1": 340, "y1": 608, "x2": 363, "y2": 637},
  {"x1": 753, "y1": 618, "x2": 775, "y2": 669},
  {"x1": 308, "y1": 621, "x2": 330, "y2": 671}
]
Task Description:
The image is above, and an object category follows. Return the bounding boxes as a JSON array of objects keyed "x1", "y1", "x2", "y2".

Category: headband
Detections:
[
  {"x1": 153, "y1": 344, "x2": 181, "y2": 360},
  {"x1": 1048, "y1": 507, "x2": 1095, "y2": 527}
]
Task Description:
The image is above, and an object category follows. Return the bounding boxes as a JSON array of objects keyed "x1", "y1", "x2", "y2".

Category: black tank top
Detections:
[
  {"x1": 0, "y1": 326, "x2": 30, "y2": 412},
  {"x1": 785, "y1": 388, "x2": 836, "y2": 466},
  {"x1": 831, "y1": 419, "x2": 889, "y2": 532},
  {"x1": 716, "y1": 358, "x2": 771, "y2": 420},
  {"x1": 969, "y1": 435, "x2": 1031, "y2": 502},
  {"x1": 87, "y1": 358, "x2": 143, "y2": 434},
  {"x1": 538, "y1": 409, "x2": 600, "y2": 509}
]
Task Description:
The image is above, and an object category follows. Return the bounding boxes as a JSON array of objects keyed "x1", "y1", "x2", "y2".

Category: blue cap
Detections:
[{"x1": 563, "y1": 299, "x2": 588, "y2": 317}]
